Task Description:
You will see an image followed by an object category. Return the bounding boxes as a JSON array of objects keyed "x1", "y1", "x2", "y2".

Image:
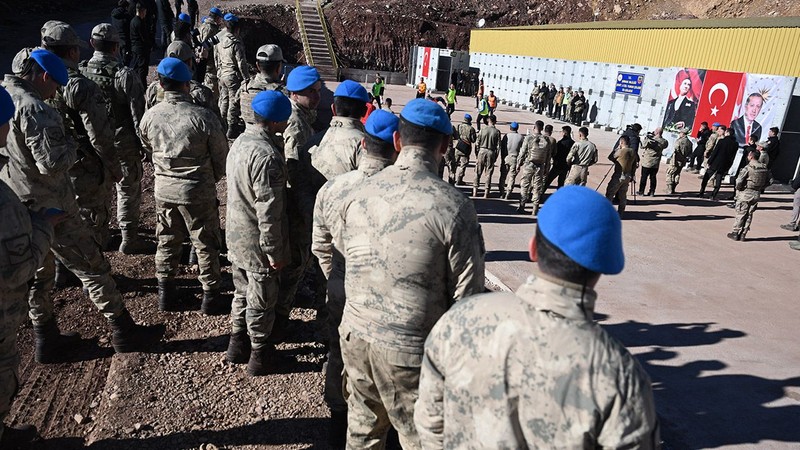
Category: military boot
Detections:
[
  {"x1": 109, "y1": 309, "x2": 165, "y2": 353},
  {"x1": 201, "y1": 289, "x2": 229, "y2": 315},
  {"x1": 247, "y1": 345, "x2": 278, "y2": 376},
  {"x1": 726, "y1": 232, "x2": 741, "y2": 241},
  {"x1": 33, "y1": 319, "x2": 81, "y2": 364},
  {"x1": 532, "y1": 203, "x2": 540, "y2": 216},
  {"x1": 789, "y1": 238, "x2": 800, "y2": 251},
  {"x1": 226, "y1": 331, "x2": 251, "y2": 364},
  {"x1": 328, "y1": 410, "x2": 348, "y2": 449},
  {"x1": 456, "y1": 177, "x2": 464, "y2": 186},
  {"x1": 119, "y1": 229, "x2": 156, "y2": 255},
  {"x1": 54, "y1": 260, "x2": 80, "y2": 289},
  {"x1": 158, "y1": 279, "x2": 179, "y2": 311},
  {"x1": 267, "y1": 313, "x2": 294, "y2": 344},
  {"x1": 0, "y1": 424, "x2": 38, "y2": 448}
]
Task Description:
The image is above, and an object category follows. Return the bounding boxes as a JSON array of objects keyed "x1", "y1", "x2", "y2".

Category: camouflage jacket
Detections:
[
  {"x1": 214, "y1": 29, "x2": 247, "y2": 82},
  {"x1": 705, "y1": 132, "x2": 719, "y2": 155},
  {"x1": 145, "y1": 79, "x2": 222, "y2": 123},
  {"x1": 340, "y1": 145, "x2": 486, "y2": 355},
  {"x1": 240, "y1": 73, "x2": 288, "y2": 126},
  {"x1": 476, "y1": 125, "x2": 500, "y2": 152},
  {"x1": 226, "y1": 127, "x2": 289, "y2": 272},
  {"x1": 453, "y1": 122, "x2": 476, "y2": 152},
  {"x1": 139, "y1": 90, "x2": 228, "y2": 204},
  {"x1": 310, "y1": 116, "x2": 366, "y2": 183},
  {"x1": 518, "y1": 133, "x2": 556, "y2": 167},
  {"x1": 415, "y1": 272, "x2": 660, "y2": 449},
  {"x1": 640, "y1": 135, "x2": 669, "y2": 168},
  {"x1": 735, "y1": 159, "x2": 770, "y2": 202},
  {"x1": 669, "y1": 136, "x2": 693, "y2": 167},
  {"x1": 283, "y1": 99, "x2": 318, "y2": 241},
  {"x1": 311, "y1": 153, "x2": 391, "y2": 281},
  {"x1": 199, "y1": 20, "x2": 220, "y2": 76},
  {"x1": 567, "y1": 139, "x2": 598, "y2": 167},
  {"x1": 0, "y1": 75, "x2": 78, "y2": 214}
]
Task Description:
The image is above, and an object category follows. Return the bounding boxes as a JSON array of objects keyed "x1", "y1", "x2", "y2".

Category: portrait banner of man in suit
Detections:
[{"x1": 662, "y1": 68, "x2": 705, "y2": 133}]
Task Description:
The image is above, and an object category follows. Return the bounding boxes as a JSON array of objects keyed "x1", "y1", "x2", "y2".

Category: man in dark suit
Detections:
[
  {"x1": 699, "y1": 126, "x2": 739, "y2": 200},
  {"x1": 731, "y1": 93, "x2": 764, "y2": 148}
]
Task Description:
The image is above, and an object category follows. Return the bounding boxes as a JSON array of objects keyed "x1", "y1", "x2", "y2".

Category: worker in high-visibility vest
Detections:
[
  {"x1": 477, "y1": 95, "x2": 490, "y2": 131},
  {"x1": 371, "y1": 74, "x2": 385, "y2": 109},
  {"x1": 446, "y1": 83, "x2": 457, "y2": 118}
]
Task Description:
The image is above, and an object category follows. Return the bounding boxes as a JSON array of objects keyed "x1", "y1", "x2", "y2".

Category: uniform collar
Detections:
[
  {"x1": 256, "y1": 72, "x2": 280, "y2": 84},
  {"x1": 3, "y1": 75, "x2": 41, "y2": 99},
  {"x1": 395, "y1": 145, "x2": 439, "y2": 174},
  {"x1": 330, "y1": 116, "x2": 365, "y2": 131},
  {"x1": 291, "y1": 99, "x2": 317, "y2": 124},
  {"x1": 515, "y1": 271, "x2": 597, "y2": 322},
  {"x1": 92, "y1": 51, "x2": 119, "y2": 63},
  {"x1": 359, "y1": 153, "x2": 392, "y2": 176},
  {"x1": 163, "y1": 90, "x2": 192, "y2": 103}
]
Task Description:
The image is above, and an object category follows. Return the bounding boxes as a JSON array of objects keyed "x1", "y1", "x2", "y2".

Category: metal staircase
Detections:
[{"x1": 296, "y1": 0, "x2": 339, "y2": 81}]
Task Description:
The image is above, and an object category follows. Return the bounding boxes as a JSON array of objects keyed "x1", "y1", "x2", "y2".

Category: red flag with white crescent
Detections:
[
  {"x1": 421, "y1": 47, "x2": 431, "y2": 78},
  {"x1": 691, "y1": 70, "x2": 745, "y2": 136}
]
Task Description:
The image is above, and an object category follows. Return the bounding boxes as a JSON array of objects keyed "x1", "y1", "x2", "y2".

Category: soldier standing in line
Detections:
[
  {"x1": 240, "y1": 44, "x2": 289, "y2": 129},
  {"x1": 452, "y1": 113, "x2": 476, "y2": 186},
  {"x1": 637, "y1": 127, "x2": 668, "y2": 197},
  {"x1": 727, "y1": 148, "x2": 770, "y2": 241},
  {"x1": 499, "y1": 121, "x2": 524, "y2": 199},
  {"x1": 564, "y1": 126, "x2": 598, "y2": 186},
  {"x1": 139, "y1": 58, "x2": 229, "y2": 314},
  {"x1": 605, "y1": 135, "x2": 636, "y2": 215},
  {"x1": 414, "y1": 186, "x2": 659, "y2": 449},
  {"x1": 81, "y1": 23, "x2": 154, "y2": 255},
  {"x1": 665, "y1": 127, "x2": 693, "y2": 195},
  {"x1": 339, "y1": 99, "x2": 485, "y2": 449},
  {"x1": 225, "y1": 90, "x2": 292, "y2": 375},
  {"x1": 544, "y1": 125, "x2": 574, "y2": 191},
  {"x1": 516, "y1": 120, "x2": 552, "y2": 215},
  {"x1": 41, "y1": 21, "x2": 122, "y2": 251},
  {"x1": 700, "y1": 122, "x2": 721, "y2": 173},
  {"x1": 199, "y1": 7, "x2": 223, "y2": 98},
  {"x1": 473, "y1": 114, "x2": 500, "y2": 198},
  {"x1": 311, "y1": 110, "x2": 399, "y2": 448},
  {"x1": 3, "y1": 48, "x2": 163, "y2": 362},
  {"x1": 215, "y1": 13, "x2": 248, "y2": 138}
]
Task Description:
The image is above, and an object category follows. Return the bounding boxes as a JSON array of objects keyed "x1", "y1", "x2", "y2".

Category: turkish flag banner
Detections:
[
  {"x1": 421, "y1": 47, "x2": 431, "y2": 78},
  {"x1": 691, "y1": 70, "x2": 745, "y2": 136}
]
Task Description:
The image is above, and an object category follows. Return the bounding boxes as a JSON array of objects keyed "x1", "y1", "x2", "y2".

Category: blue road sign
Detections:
[{"x1": 615, "y1": 72, "x2": 645, "y2": 96}]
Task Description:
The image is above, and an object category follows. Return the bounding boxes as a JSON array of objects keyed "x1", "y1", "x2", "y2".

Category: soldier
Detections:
[
  {"x1": 215, "y1": 13, "x2": 248, "y2": 138},
  {"x1": 605, "y1": 135, "x2": 636, "y2": 215},
  {"x1": 473, "y1": 114, "x2": 500, "y2": 198},
  {"x1": 199, "y1": 7, "x2": 223, "y2": 97},
  {"x1": 516, "y1": 120, "x2": 552, "y2": 215},
  {"x1": 139, "y1": 58, "x2": 229, "y2": 313},
  {"x1": 41, "y1": 21, "x2": 122, "y2": 251},
  {"x1": 701, "y1": 122, "x2": 721, "y2": 172},
  {"x1": 727, "y1": 148, "x2": 770, "y2": 241},
  {"x1": 81, "y1": 23, "x2": 153, "y2": 254},
  {"x1": 225, "y1": 90, "x2": 291, "y2": 376},
  {"x1": 571, "y1": 90, "x2": 586, "y2": 124},
  {"x1": 3, "y1": 48, "x2": 163, "y2": 362},
  {"x1": 311, "y1": 110, "x2": 399, "y2": 447},
  {"x1": 700, "y1": 126, "x2": 738, "y2": 200},
  {"x1": 452, "y1": 114, "x2": 476, "y2": 186},
  {"x1": 311, "y1": 80, "x2": 369, "y2": 183},
  {"x1": 338, "y1": 98, "x2": 485, "y2": 449},
  {"x1": 637, "y1": 127, "x2": 668, "y2": 196},
  {"x1": 564, "y1": 126, "x2": 598, "y2": 186},
  {"x1": 544, "y1": 125, "x2": 574, "y2": 191},
  {"x1": 665, "y1": 127, "x2": 693, "y2": 195},
  {"x1": 500, "y1": 121, "x2": 524, "y2": 199},
  {"x1": 240, "y1": 44, "x2": 289, "y2": 128},
  {"x1": 415, "y1": 186, "x2": 659, "y2": 449}
]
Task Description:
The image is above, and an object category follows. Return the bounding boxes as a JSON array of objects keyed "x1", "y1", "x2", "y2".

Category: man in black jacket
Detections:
[
  {"x1": 545, "y1": 125, "x2": 574, "y2": 190},
  {"x1": 699, "y1": 126, "x2": 738, "y2": 200},
  {"x1": 111, "y1": 1, "x2": 132, "y2": 64},
  {"x1": 129, "y1": 1, "x2": 152, "y2": 86},
  {"x1": 689, "y1": 121, "x2": 711, "y2": 172}
]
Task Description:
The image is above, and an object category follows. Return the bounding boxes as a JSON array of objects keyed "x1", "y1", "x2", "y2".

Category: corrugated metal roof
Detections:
[{"x1": 483, "y1": 17, "x2": 800, "y2": 31}]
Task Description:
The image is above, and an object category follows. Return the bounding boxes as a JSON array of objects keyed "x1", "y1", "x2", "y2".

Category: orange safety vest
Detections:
[
  {"x1": 418, "y1": 82, "x2": 427, "y2": 94},
  {"x1": 488, "y1": 95, "x2": 497, "y2": 108}
]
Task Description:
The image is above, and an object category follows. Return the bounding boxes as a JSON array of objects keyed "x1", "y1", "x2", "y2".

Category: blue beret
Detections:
[
  {"x1": 157, "y1": 57, "x2": 192, "y2": 82},
  {"x1": 224, "y1": 13, "x2": 238, "y2": 22},
  {"x1": 30, "y1": 48, "x2": 68, "y2": 86},
  {"x1": 334, "y1": 80, "x2": 369, "y2": 102},
  {"x1": 0, "y1": 86, "x2": 14, "y2": 125},
  {"x1": 209, "y1": 7, "x2": 222, "y2": 16},
  {"x1": 510, "y1": 122, "x2": 519, "y2": 129},
  {"x1": 178, "y1": 13, "x2": 191, "y2": 23},
  {"x1": 712, "y1": 122, "x2": 721, "y2": 127},
  {"x1": 252, "y1": 90, "x2": 292, "y2": 122},
  {"x1": 400, "y1": 98, "x2": 452, "y2": 135},
  {"x1": 537, "y1": 186, "x2": 624, "y2": 275},
  {"x1": 365, "y1": 110, "x2": 399, "y2": 143},
  {"x1": 286, "y1": 66, "x2": 320, "y2": 92}
]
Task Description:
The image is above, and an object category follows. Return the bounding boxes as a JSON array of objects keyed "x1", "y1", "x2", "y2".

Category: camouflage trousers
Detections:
[
  {"x1": 70, "y1": 152, "x2": 113, "y2": 248},
  {"x1": 474, "y1": 149, "x2": 496, "y2": 192},
  {"x1": 502, "y1": 155, "x2": 519, "y2": 196},
  {"x1": 116, "y1": 149, "x2": 143, "y2": 231},
  {"x1": 0, "y1": 294, "x2": 28, "y2": 440},
  {"x1": 454, "y1": 150, "x2": 470, "y2": 184},
  {"x1": 340, "y1": 333, "x2": 422, "y2": 450},
  {"x1": 204, "y1": 72, "x2": 219, "y2": 102},
  {"x1": 155, "y1": 200, "x2": 222, "y2": 291},
  {"x1": 605, "y1": 175, "x2": 631, "y2": 213},
  {"x1": 28, "y1": 213, "x2": 125, "y2": 325},
  {"x1": 325, "y1": 264, "x2": 346, "y2": 412},
  {"x1": 565, "y1": 164, "x2": 590, "y2": 186},
  {"x1": 231, "y1": 266, "x2": 279, "y2": 350},
  {"x1": 732, "y1": 194, "x2": 760, "y2": 235},
  {"x1": 665, "y1": 165, "x2": 684, "y2": 191},
  {"x1": 519, "y1": 163, "x2": 547, "y2": 207},
  {"x1": 219, "y1": 77, "x2": 243, "y2": 130}
]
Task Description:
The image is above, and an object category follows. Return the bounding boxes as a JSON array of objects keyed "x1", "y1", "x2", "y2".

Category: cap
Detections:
[
  {"x1": 157, "y1": 57, "x2": 193, "y2": 82},
  {"x1": 365, "y1": 109, "x2": 399, "y2": 143},
  {"x1": 91, "y1": 23, "x2": 120, "y2": 43},
  {"x1": 510, "y1": 121, "x2": 519, "y2": 130},
  {"x1": 256, "y1": 44, "x2": 285, "y2": 62},
  {"x1": 286, "y1": 65, "x2": 321, "y2": 92},
  {"x1": 400, "y1": 98, "x2": 452, "y2": 136},
  {"x1": 209, "y1": 6, "x2": 222, "y2": 16},
  {"x1": 178, "y1": 13, "x2": 191, "y2": 23},
  {"x1": 30, "y1": 48, "x2": 69, "y2": 86},
  {"x1": 712, "y1": 122, "x2": 721, "y2": 127},
  {"x1": 464, "y1": 113, "x2": 472, "y2": 122},
  {"x1": 41, "y1": 20, "x2": 88, "y2": 49},
  {"x1": 537, "y1": 186, "x2": 624, "y2": 275},
  {"x1": 631, "y1": 123, "x2": 643, "y2": 132},
  {"x1": 252, "y1": 90, "x2": 292, "y2": 122},
  {"x1": 334, "y1": 80, "x2": 369, "y2": 102},
  {"x1": 223, "y1": 13, "x2": 238, "y2": 22},
  {"x1": 756, "y1": 140, "x2": 769, "y2": 148},
  {"x1": 11, "y1": 47, "x2": 34, "y2": 75},
  {"x1": 166, "y1": 41, "x2": 193, "y2": 62},
  {"x1": 0, "y1": 86, "x2": 14, "y2": 125}
]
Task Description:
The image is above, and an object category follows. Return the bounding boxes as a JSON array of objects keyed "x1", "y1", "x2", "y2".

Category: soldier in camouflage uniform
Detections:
[
  {"x1": 199, "y1": 7, "x2": 223, "y2": 97},
  {"x1": 637, "y1": 127, "x2": 669, "y2": 197},
  {"x1": 415, "y1": 186, "x2": 659, "y2": 449},
  {"x1": 3, "y1": 48, "x2": 163, "y2": 361},
  {"x1": 605, "y1": 135, "x2": 636, "y2": 215},
  {"x1": 41, "y1": 21, "x2": 122, "y2": 250},
  {"x1": 339, "y1": 99, "x2": 485, "y2": 449},
  {"x1": 215, "y1": 13, "x2": 248, "y2": 138},
  {"x1": 565, "y1": 127, "x2": 598, "y2": 186},
  {"x1": 516, "y1": 120, "x2": 553, "y2": 215},
  {"x1": 500, "y1": 121, "x2": 524, "y2": 199},
  {"x1": 700, "y1": 122, "x2": 721, "y2": 173},
  {"x1": 225, "y1": 90, "x2": 292, "y2": 376},
  {"x1": 81, "y1": 23, "x2": 153, "y2": 254},
  {"x1": 139, "y1": 58, "x2": 229, "y2": 314},
  {"x1": 452, "y1": 114, "x2": 476, "y2": 186},
  {"x1": 728, "y1": 149, "x2": 770, "y2": 241},
  {"x1": 473, "y1": 115, "x2": 500, "y2": 198},
  {"x1": 311, "y1": 110, "x2": 399, "y2": 447},
  {"x1": 240, "y1": 44, "x2": 289, "y2": 129},
  {"x1": 665, "y1": 127, "x2": 693, "y2": 195}
]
